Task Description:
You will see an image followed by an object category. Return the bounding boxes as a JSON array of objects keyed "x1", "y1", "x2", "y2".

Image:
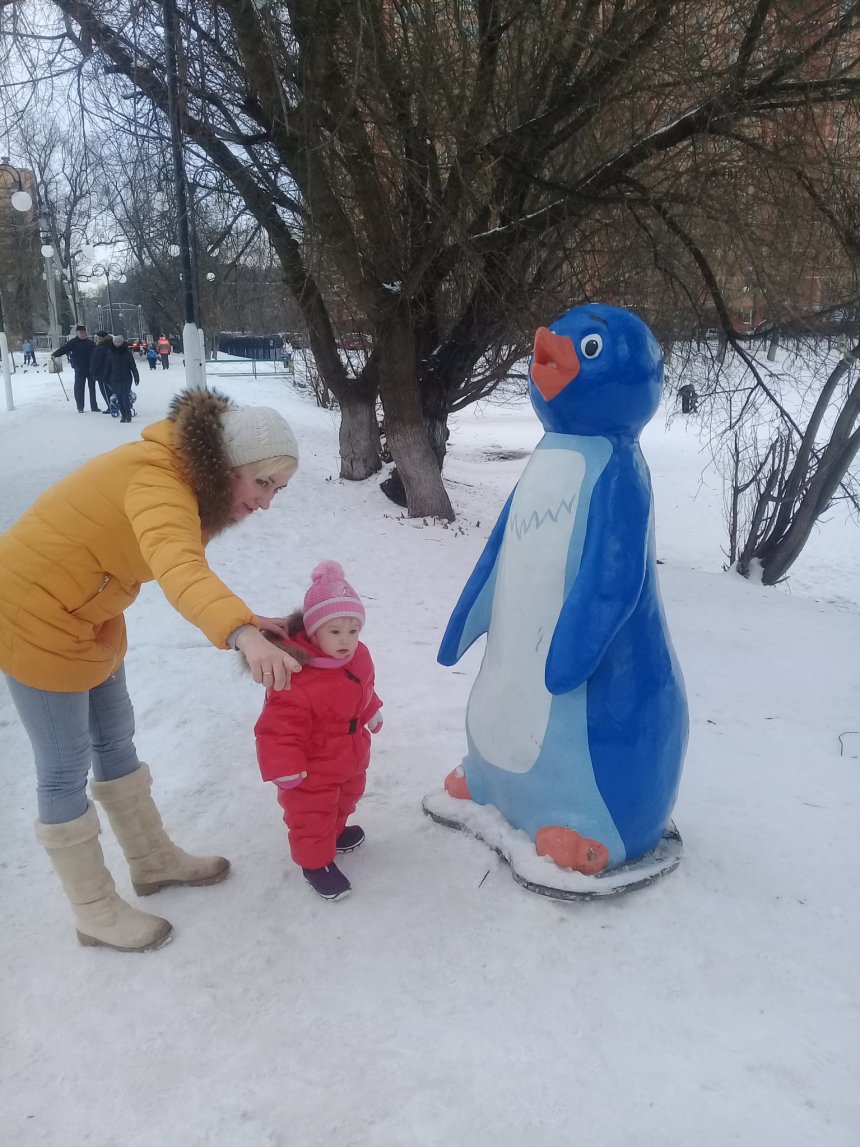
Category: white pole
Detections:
[
  {"x1": 197, "y1": 324, "x2": 207, "y2": 383},
  {"x1": 183, "y1": 321, "x2": 205, "y2": 390},
  {"x1": 0, "y1": 331, "x2": 14, "y2": 411},
  {"x1": 45, "y1": 251, "x2": 62, "y2": 349}
]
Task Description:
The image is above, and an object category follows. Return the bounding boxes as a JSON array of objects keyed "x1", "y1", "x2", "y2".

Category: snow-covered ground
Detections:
[{"x1": 1, "y1": 356, "x2": 858, "y2": 1147}]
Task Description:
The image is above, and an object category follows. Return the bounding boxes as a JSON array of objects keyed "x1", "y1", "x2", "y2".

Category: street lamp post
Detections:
[
  {"x1": 97, "y1": 300, "x2": 143, "y2": 337},
  {"x1": 105, "y1": 269, "x2": 115, "y2": 332},
  {"x1": 69, "y1": 242, "x2": 97, "y2": 328},
  {"x1": 64, "y1": 249, "x2": 86, "y2": 326},
  {"x1": 40, "y1": 238, "x2": 62, "y2": 351},
  {"x1": 163, "y1": 0, "x2": 206, "y2": 389},
  {"x1": 90, "y1": 263, "x2": 128, "y2": 334},
  {"x1": 205, "y1": 271, "x2": 217, "y2": 359},
  {"x1": 0, "y1": 161, "x2": 34, "y2": 412}
]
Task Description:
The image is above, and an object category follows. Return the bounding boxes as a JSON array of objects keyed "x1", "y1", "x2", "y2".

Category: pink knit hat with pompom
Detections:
[{"x1": 303, "y1": 561, "x2": 365, "y2": 636}]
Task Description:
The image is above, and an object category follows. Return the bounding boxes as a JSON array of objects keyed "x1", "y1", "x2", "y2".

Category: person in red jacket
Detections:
[
  {"x1": 255, "y1": 562, "x2": 382, "y2": 900},
  {"x1": 156, "y1": 335, "x2": 172, "y2": 369}
]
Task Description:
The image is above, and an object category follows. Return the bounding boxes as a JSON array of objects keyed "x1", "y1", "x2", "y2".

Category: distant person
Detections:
[
  {"x1": 89, "y1": 331, "x2": 113, "y2": 413},
  {"x1": 103, "y1": 334, "x2": 140, "y2": 423},
  {"x1": 146, "y1": 344, "x2": 159, "y2": 371},
  {"x1": 678, "y1": 383, "x2": 698, "y2": 414},
  {"x1": 22, "y1": 337, "x2": 36, "y2": 366},
  {"x1": 255, "y1": 562, "x2": 382, "y2": 901},
  {"x1": 156, "y1": 335, "x2": 171, "y2": 369},
  {"x1": 52, "y1": 325, "x2": 101, "y2": 413}
]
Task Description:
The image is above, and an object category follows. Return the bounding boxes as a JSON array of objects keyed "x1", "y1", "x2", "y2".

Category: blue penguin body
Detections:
[{"x1": 438, "y1": 304, "x2": 688, "y2": 867}]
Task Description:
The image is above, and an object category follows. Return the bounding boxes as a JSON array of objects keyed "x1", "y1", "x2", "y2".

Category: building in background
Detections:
[{"x1": 0, "y1": 160, "x2": 42, "y2": 343}]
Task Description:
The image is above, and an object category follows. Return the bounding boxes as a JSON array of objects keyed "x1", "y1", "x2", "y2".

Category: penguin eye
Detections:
[{"x1": 580, "y1": 334, "x2": 603, "y2": 359}]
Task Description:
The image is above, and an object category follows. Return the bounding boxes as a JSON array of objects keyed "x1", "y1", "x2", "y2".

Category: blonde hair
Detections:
[{"x1": 238, "y1": 455, "x2": 298, "y2": 483}]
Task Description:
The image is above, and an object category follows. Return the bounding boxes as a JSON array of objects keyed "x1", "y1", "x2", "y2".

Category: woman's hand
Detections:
[
  {"x1": 254, "y1": 614, "x2": 292, "y2": 641},
  {"x1": 236, "y1": 627, "x2": 301, "y2": 690}
]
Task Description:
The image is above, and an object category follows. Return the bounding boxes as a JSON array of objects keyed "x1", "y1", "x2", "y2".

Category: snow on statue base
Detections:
[{"x1": 422, "y1": 791, "x2": 683, "y2": 901}]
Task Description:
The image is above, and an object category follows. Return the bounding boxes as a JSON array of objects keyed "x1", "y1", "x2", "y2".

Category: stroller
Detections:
[{"x1": 106, "y1": 387, "x2": 137, "y2": 419}]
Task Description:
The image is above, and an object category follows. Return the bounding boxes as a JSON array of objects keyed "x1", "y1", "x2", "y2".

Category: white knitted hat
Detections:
[{"x1": 221, "y1": 405, "x2": 299, "y2": 468}]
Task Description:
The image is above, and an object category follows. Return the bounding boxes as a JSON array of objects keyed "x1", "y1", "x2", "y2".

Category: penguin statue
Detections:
[{"x1": 431, "y1": 303, "x2": 688, "y2": 896}]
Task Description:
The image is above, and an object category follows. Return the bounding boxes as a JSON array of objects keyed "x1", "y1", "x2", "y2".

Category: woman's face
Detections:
[{"x1": 229, "y1": 465, "x2": 291, "y2": 521}]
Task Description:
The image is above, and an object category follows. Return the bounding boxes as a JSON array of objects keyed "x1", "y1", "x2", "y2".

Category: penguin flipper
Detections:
[
  {"x1": 438, "y1": 490, "x2": 514, "y2": 665},
  {"x1": 545, "y1": 473, "x2": 650, "y2": 694}
]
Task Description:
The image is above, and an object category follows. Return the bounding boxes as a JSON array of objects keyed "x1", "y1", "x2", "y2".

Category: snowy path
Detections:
[{"x1": 1, "y1": 360, "x2": 858, "y2": 1146}]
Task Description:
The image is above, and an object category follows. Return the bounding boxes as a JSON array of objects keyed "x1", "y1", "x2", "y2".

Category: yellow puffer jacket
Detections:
[{"x1": 0, "y1": 389, "x2": 258, "y2": 691}]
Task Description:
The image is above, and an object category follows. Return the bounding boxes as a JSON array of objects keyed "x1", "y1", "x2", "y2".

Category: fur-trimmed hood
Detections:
[
  {"x1": 255, "y1": 609, "x2": 315, "y2": 667},
  {"x1": 160, "y1": 388, "x2": 237, "y2": 535}
]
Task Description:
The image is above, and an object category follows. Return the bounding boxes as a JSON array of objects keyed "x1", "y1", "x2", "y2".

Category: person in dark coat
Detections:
[
  {"x1": 52, "y1": 325, "x2": 101, "y2": 413},
  {"x1": 102, "y1": 335, "x2": 140, "y2": 423},
  {"x1": 678, "y1": 383, "x2": 698, "y2": 414},
  {"x1": 89, "y1": 332, "x2": 113, "y2": 413}
]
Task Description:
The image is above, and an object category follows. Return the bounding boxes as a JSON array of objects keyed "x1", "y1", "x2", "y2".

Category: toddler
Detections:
[{"x1": 255, "y1": 562, "x2": 382, "y2": 900}]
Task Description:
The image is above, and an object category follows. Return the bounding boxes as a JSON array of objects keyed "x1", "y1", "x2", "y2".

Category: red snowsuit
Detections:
[{"x1": 255, "y1": 630, "x2": 381, "y2": 869}]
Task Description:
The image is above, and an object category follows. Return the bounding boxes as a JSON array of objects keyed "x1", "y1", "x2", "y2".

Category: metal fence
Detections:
[
  {"x1": 217, "y1": 333, "x2": 286, "y2": 359},
  {"x1": 204, "y1": 356, "x2": 294, "y2": 379}
]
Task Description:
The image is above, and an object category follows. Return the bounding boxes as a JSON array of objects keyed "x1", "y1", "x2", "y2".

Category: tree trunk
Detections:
[
  {"x1": 385, "y1": 420, "x2": 455, "y2": 520},
  {"x1": 760, "y1": 425, "x2": 860, "y2": 584},
  {"x1": 377, "y1": 310, "x2": 455, "y2": 520},
  {"x1": 761, "y1": 484, "x2": 840, "y2": 584},
  {"x1": 422, "y1": 369, "x2": 451, "y2": 468},
  {"x1": 338, "y1": 394, "x2": 382, "y2": 480}
]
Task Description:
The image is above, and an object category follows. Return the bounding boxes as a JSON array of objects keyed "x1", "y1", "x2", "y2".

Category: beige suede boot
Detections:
[
  {"x1": 90, "y1": 764, "x2": 230, "y2": 896},
  {"x1": 35, "y1": 805, "x2": 173, "y2": 951}
]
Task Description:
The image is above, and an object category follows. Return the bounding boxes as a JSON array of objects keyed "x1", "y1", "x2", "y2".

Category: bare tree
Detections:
[
  {"x1": 718, "y1": 337, "x2": 860, "y2": 584},
  {"x1": 18, "y1": 117, "x2": 95, "y2": 326},
  {"x1": 6, "y1": 0, "x2": 860, "y2": 523}
]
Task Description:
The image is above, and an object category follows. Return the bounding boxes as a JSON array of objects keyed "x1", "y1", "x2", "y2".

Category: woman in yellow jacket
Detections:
[{"x1": 0, "y1": 388, "x2": 302, "y2": 952}]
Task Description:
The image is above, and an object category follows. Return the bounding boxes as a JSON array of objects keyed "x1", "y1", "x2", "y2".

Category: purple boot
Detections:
[
  {"x1": 302, "y1": 863, "x2": 351, "y2": 901},
  {"x1": 336, "y1": 825, "x2": 365, "y2": 853}
]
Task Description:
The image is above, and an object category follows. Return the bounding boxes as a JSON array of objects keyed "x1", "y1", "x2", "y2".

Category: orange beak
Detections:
[{"x1": 530, "y1": 327, "x2": 580, "y2": 401}]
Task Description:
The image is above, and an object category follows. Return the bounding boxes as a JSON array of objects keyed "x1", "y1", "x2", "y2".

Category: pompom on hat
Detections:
[
  {"x1": 221, "y1": 405, "x2": 299, "y2": 469},
  {"x1": 303, "y1": 561, "x2": 365, "y2": 636}
]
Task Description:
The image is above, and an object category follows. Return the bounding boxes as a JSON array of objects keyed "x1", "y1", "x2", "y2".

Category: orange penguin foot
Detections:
[
  {"x1": 444, "y1": 767, "x2": 472, "y2": 801},
  {"x1": 535, "y1": 826, "x2": 610, "y2": 875}
]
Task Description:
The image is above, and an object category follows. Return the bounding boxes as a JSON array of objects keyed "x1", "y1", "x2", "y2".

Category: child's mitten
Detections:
[
  {"x1": 273, "y1": 772, "x2": 307, "y2": 790},
  {"x1": 366, "y1": 711, "x2": 383, "y2": 734}
]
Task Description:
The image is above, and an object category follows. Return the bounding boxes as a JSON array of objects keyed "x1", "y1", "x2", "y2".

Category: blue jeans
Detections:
[{"x1": 5, "y1": 666, "x2": 141, "y2": 824}]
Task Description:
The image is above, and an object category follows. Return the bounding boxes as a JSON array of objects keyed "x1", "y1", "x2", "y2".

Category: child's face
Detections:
[{"x1": 313, "y1": 617, "x2": 362, "y2": 659}]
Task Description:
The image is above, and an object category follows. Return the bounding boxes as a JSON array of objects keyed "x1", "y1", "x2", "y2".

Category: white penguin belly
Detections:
[{"x1": 467, "y1": 447, "x2": 586, "y2": 773}]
